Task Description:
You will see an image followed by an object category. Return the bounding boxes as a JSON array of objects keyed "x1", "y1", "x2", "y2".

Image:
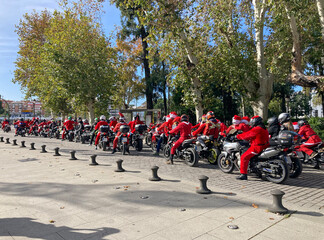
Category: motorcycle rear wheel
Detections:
[
  {"x1": 103, "y1": 142, "x2": 107, "y2": 151},
  {"x1": 136, "y1": 139, "x2": 143, "y2": 151},
  {"x1": 207, "y1": 148, "x2": 220, "y2": 165},
  {"x1": 163, "y1": 144, "x2": 171, "y2": 159},
  {"x1": 217, "y1": 153, "x2": 234, "y2": 173},
  {"x1": 265, "y1": 160, "x2": 288, "y2": 184},
  {"x1": 289, "y1": 157, "x2": 303, "y2": 178},
  {"x1": 184, "y1": 148, "x2": 199, "y2": 167}
]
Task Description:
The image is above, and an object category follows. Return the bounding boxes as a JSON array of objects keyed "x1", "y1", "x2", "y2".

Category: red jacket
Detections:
[
  {"x1": 2, "y1": 120, "x2": 9, "y2": 128},
  {"x1": 95, "y1": 120, "x2": 108, "y2": 131},
  {"x1": 192, "y1": 123, "x2": 206, "y2": 137},
  {"x1": 170, "y1": 121, "x2": 192, "y2": 138},
  {"x1": 63, "y1": 120, "x2": 74, "y2": 130},
  {"x1": 237, "y1": 123, "x2": 251, "y2": 133},
  {"x1": 237, "y1": 126, "x2": 269, "y2": 147},
  {"x1": 114, "y1": 122, "x2": 128, "y2": 133},
  {"x1": 298, "y1": 125, "x2": 322, "y2": 143},
  {"x1": 192, "y1": 123, "x2": 200, "y2": 129},
  {"x1": 109, "y1": 120, "x2": 117, "y2": 130},
  {"x1": 203, "y1": 122, "x2": 219, "y2": 139},
  {"x1": 226, "y1": 124, "x2": 240, "y2": 135},
  {"x1": 128, "y1": 119, "x2": 144, "y2": 133}
]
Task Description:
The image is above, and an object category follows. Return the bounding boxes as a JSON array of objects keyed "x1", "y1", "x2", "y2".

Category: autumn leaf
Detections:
[
  {"x1": 252, "y1": 204, "x2": 259, "y2": 208},
  {"x1": 269, "y1": 218, "x2": 274, "y2": 220},
  {"x1": 229, "y1": 217, "x2": 234, "y2": 220},
  {"x1": 49, "y1": 220, "x2": 55, "y2": 223}
]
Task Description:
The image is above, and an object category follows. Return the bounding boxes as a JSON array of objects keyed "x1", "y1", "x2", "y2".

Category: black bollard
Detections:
[
  {"x1": 30, "y1": 143, "x2": 36, "y2": 150},
  {"x1": 12, "y1": 139, "x2": 18, "y2": 146},
  {"x1": 40, "y1": 145, "x2": 47, "y2": 153},
  {"x1": 149, "y1": 166, "x2": 161, "y2": 181},
  {"x1": 53, "y1": 147, "x2": 61, "y2": 156},
  {"x1": 196, "y1": 175, "x2": 211, "y2": 194},
  {"x1": 89, "y1": 155, "x2": 98, "y2": 166},
  {"x1": 268, "y1": 189, "x2": 288, "y2": 214},
  {"x1": 20, "y1": 141, "x2": 26, "y2": 148},
  {"x1": 0, "y1": 137, "x2": 4, "y2": 142},
  {"x1": 115, "y1": 159, "x2": 125, "y2": 172},
  {"x1": 69, "y1": 151, "x2": 77, "y2": 160},
  {"x1": 5, "y1": 138, "x2": 10, "y2": 144}
]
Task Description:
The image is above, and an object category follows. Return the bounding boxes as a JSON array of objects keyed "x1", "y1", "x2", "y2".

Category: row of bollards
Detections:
[{"x1": 1, "y1": 135, "x2": 288, "y2": 214}]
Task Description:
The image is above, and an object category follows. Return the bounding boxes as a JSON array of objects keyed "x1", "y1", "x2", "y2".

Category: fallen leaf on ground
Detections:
[
  {"x1": 195, "y1": 187, "x2": 199, "y2": 189},
  {"x1": 124, "y1": 189, "x2": 128, "y2": 191},
  {"x1": 252, "y1": 203, "x2": 259, "y2": 208},
  {"x1": 265, "y1": 210, "x2": 269, "y2": 212},
  {"x1": 49, "y1": 220, "x2": 55, "y2": 223},
  {"x1": 269, "y1": 218, "x2": 274, "y2": 220},
  {"x1": 241, "y1": 186, "x2": 246, "y2": 188},
  {"x1": 60, "y1": 207, "x2": 65, "y2": 209},
  {"x1": 229, "y1": 217, "x2": 234, "y2": 220},
  {"x1": 224, "y1": 196, "x2": 228, "y2": 199},
  {"x1": 124, "y1": 186, "x2": 129, "y2": 188}
]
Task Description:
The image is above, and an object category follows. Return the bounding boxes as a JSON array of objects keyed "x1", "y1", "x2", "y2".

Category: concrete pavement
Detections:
[{"x1": 0, "y1": 132, "x2": 323, "y2": 239}]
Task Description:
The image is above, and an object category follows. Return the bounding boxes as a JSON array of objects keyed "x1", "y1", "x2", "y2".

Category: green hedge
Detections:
[{"x1": 308, "y1": 117, "x2": 324, "y2": 140}]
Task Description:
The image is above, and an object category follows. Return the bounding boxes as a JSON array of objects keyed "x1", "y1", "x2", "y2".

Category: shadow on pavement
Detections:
[
  {"x1": 293, "y1": 211, "x2": 324, "y2": 217},
  {"x1": 0, "y1": 217, "x2": 119, "y2": 239}
]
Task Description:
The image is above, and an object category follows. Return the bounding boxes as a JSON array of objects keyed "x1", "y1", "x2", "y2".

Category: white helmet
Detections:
[{"x1": 100, "y1": 115, "x2": 106, "y2": 121}]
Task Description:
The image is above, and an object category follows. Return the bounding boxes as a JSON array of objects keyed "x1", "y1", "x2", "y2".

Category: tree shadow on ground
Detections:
[{"x1": 0, "y1": 217, "x2": 119, "y2": 239}]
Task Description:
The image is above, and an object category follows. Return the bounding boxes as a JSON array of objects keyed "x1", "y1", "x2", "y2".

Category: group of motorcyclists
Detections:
[{"x1": 1, "y1": 110, "x2": 323, "y2": 182}]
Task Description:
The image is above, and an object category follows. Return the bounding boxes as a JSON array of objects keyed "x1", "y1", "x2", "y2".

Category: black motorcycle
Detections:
[
  {"x1": 217, "y1": 134, "x2": 289, "y2": 184},
  {"x1": 131, "y1": 124, "x2": 147, "y2": 151},
  {"x1": 3, "y1": 124, "x2": 11, "y2": 133},
  {"x1": 195, "y1": 135, "x2": 220, "y2": 165},
  {"x1": 293, "y1": 142, "x2": 324, "y2": 169},
  {"x1": 163, "y1": 135, "x2": 199, "y2": 167},
  {"x1": 49, "y1": 126, "x2": 60, "y2": 139}
]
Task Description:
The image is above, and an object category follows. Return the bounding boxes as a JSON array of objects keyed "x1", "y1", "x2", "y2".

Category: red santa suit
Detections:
[
  {"x1": 226, "y1": 115, "x2": 241, "y2": 135},
  {"x1": 94, "y1": 120, "x2": 109, "y2": 146},
  {"x1": 113, "y1": 122, "x2": 128, "y2": 149},
  {"x1": 62, "y1": 120, "x2": 75, "y2": 139},
  {"x1": 297, "y1": 125, "x2": 322, "y2": 156},
  {"x1": 169, "y1": 120, "x2": 192, "y2": 155}
]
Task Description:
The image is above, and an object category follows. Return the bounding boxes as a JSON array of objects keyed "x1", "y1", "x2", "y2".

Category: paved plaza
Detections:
[{"x1": 0, "y1": 132, "x2": 323, "y2": 240}]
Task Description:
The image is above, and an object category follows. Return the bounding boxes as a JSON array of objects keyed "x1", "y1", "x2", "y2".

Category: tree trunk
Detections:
[
  {"x1": 316, "y1": 0, "x2": 324, "y2": 39},
  {"x1": 250, "y1": 0, "x2": 273, "y2": 120},
  {"x1": 87, "y1": 100, "x2": 95, "y2": 125},
  {"x1": 140, "y1": 25, "x2": 153, "y2": 109},
  {"x1": 162, "y1": 61, "x2": 167, "y2": 115},
  {"x1": 179, "y1": 30, "x2": 204, "y2": 122}
]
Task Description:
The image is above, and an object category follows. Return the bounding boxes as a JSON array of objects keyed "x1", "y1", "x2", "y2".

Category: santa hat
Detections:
[
  {"x1": 241, "y1": 116, "x2": 250, "y2": 124},
  {"x1": 232, "y1": 115, "x2": 241, "y2": 125},
  {"x1": 293, "y1": 122, "x2": 299, "y2": 130},
  {"x1": 169, "y1": 111, "x2": 177, "y2": 119},
  {"x1": 201, "y1": 114, "x2": 207, "y2": 122},
  {"x1": 118, "y1": 112, "x2": 125, "y2": 118},
  {"x1": 166, "y1": 114, "x2": 170, "y2": 122}
]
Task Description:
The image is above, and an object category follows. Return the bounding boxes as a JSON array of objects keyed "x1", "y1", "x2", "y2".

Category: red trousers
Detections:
[
  {"x1": 95, "y1": 132, "x2": 110, "y2": 146},
  {"x1": 113, "y1": 132, "x2": 122, "y2": 149},
  {"x1": 240, "y1": 146, "x2": 266, "y2": 174},
  {"x1": 171, "y1": 137, "x2": 189, "y2": 155}
]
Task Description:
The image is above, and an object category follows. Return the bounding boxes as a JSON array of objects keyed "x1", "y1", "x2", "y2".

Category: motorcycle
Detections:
[
  {"x1": 131, "y1": 124, "x2": 147, "y2": 151},
  {"x1": 118, "y1": 125, "x2": 130, "y2": 155},
  {"x1": 15, "y1": 124, "x2": 27, "y2": 137},
  {"x1": 217, "y1": 133, "x2": 289, "y2": 184},
  {"x1": 49, "y1": 126, "x2": 60, "y2": 139},
  {"x1": 3, "y1": 124, "x2": 11, "y2": 133},
  {"x1": 195, "y1": 135, "x2": 221, "y2": 165},
  {"x1": 294, "y1": 142, "x2": 324, "y2": 169},
  {"x1": 163, "y1": 135, "x2": 199, "y2": 167},
  {"x1": 40, "y1": 126, "x2": 50, "y2": 138},
  {"x1": 28, "y1": 125, "x2": 39, "y2": 136},
  {"x1": 97, "y1": 125, "x2": 110, "y2": 151},
  {"x1": 80, "y1": 125, "x2": 92, "y2": 144},
  {"x1": 145, "y1": 127, "x2": 153, "y2": 147}
]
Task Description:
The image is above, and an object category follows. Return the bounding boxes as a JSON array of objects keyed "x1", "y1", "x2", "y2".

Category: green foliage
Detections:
[
  {"x1": 308, "y1": 117, "x2": 324, "y2": 139},
  {"x1": 290, "y1": 91, "x2": 312, "y2": 118}
]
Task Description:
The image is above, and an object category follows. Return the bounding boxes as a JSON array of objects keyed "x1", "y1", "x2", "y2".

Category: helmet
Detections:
[
  {"x1": 100, "y1": 115, "x2": 106, "y2": 121},
  {"x1": 109, "y1": 116, "x2": 116, "y2": 121},
  {"x1": 206, "y1": 111, "x2": 215, "y2": 120},
  {"x1": 134, "y1": 115, "x2": 140, "y2": 121},
  {"x1": 20, "y1": 118, "x2": 23, "y2": 121},
  {"x1": 298, "y1": 120, "x2": 308, "y2": 127},
  {"x1": 181, "y1": 114, "x2": 188, "y2": 122},
  {"x1": 43, "y1": 119, "x2": 46, "y2": 122},
  {"x1": 250, "y1": 116, "x2": 263, "y2": 127},
  {"x1": 232, "y1": 115, "x2": 241, "y2": 125},
  {"x1": 120, "y1": 117, "x2": 125, "y2": 122},
  {"x1": 267, "y1": 116, "x2": 279, "y2": 126},
  {"x1": 241, "y1": 116, "x2": 250, "y2": 124},
  {"x1": 68, "y1": 116, "x2": 72, "y2": 120},
  {"x1": 278, "y1": 113, "x2": 290, "y2": 124},
  {"x1": 95, "y1": 117, "x2": 98, "y2": 122}
]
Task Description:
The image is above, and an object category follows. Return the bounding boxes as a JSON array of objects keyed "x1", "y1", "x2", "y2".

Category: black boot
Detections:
[
  {"x1": 236, "y1": 174, "x2": 247, "y2": 180},
  {"x1": 166, "y1": 154, "x2": 174, "y2": 165},
  {"x1": 111, "y1": 148, "x2": 116, "y2": 154}
]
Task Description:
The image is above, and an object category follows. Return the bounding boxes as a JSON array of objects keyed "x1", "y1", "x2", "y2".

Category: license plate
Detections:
[
  {"x1": 122, "y1": 137, "x2": 127, "y2": 143},
  {"x1": 139, "y1": 135, "x2": 144, "y2": 139},
  {"x1": 102, "y1": 137, "x2": 107, "y2": 142}
]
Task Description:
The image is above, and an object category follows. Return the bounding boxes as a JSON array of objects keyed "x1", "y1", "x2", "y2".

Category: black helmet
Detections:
[
  {"x1": 250, "y1": 116, "x2": 263, "y2": 127},
  {"x1": 20, "y1": 118, "x2": 24, "y2": 121},
  {"x1": 278, "y1": 112, "x2": 291, "y2": 124},
  {"x1": 181, "y1": 114, "x2": 188, "y2": 122},
  {"x1": 267, "y1": 116, "x2": 279, "y2": 126},
  {"x1": 298, "y1": 120, "x2": 308, "y2": 127}
]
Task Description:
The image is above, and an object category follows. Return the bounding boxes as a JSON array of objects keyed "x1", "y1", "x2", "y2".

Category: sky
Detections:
[{"x1": 0, "y1": 0, "x2": 121, "y2": 101}]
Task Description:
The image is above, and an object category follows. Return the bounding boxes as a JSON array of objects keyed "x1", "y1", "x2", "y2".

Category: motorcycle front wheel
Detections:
[
  {"x1": 103, "y1": 142, "x2": 107, "y2": 151},
  {"x1": 289, "y1": 157, "x2": 303, "y2": 178},
  {"x1": 265, "y1": 160, "x2": 288, "y2": 184},
  {"x1": 136, "y1": 139, "x2": 143, "y2": 151},
  {"x1": 183, "y1": 148, "x2": 199, "y2": 167},
  {"x1": 217, "y1": 153, "x2": 234, "y2": 173},
  {"x1": 207, "y1": 148, "x2": 220, "y2": 165},
  {"x1": 163, "y1": 144, "x2": 171, "y2": 159}
]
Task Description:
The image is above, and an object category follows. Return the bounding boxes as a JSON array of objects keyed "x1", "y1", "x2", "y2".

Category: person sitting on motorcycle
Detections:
[
  {"x1": 226, "y1": 115, "x2": 241, "y2": 135},
  {"x1": 14, "y1": 118, "x2": 26, "y2": 136},
  {"x1": 128, "y1": 115, "x2": 144, "y2": 133},
  {"x1": 109, "y1": 116, "x2": 117, "y2": 131},
  {"x1": 278, "y1": 112, "x2": 294, "y2": 131},
  {"x1": 191, "y1": 115, "x2": 206, "y2": 130},
  {"x1": 2, "y1": 118, "x2": 9, "y2": 130},
  {"x1": 89, "y1": 118, "x2": 99, "y2": 145},
  {"x1": 197, "y1": 114, "x2": 220, "y2": 151},
  {"x1": 167, "y1": 114, "x2": 192, "y2": 165},
  {"x1": 166, "y1": 112, "x2": 177, "y2": 130},
  {"x1": 94, "y1": 115, "x2": 109, "y2": 150},
  {"x1": 192, "y1": 112, "x2": 213, "y2": 138},
  {"x1": 267, "y1": 116, "x2": 280, "y2": 138},
  {"x1": 62, "y1": 116, "x2": 74, "y2": 140},
  {"x1": 238, "y1": 116, "x2": 251, "y2": 132},
  {"x1": 83, "y1": 119, "x2": 89, "y2": 126},
  {"x1": 111, "y1": 117, "x2": 128, "y2": 154},
  {"x1": 216, "y1": 119, "x2": 227, "y2": 137},
  {"x1": 38, "y1": 119, "x2": 48, "y2": 133},
  {"x1": 292, "y1": 122, "x2": 299, "y2": 133},
  {"x1": 153, "y1": 116, "x2": 170, "y2": 156},
  {"x1": 236, "y1": 116, "x2": 270, "y2": 180},
  {"x1": 296, "y1": 120, "x2": 322, "y2": 159},
  {"x1": 75, "y1": 117, "x2": 85, "y2": 136}
]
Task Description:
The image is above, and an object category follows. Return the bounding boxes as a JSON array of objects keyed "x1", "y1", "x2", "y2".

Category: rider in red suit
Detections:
[
  {"x1": 237, "y1": 116, "x2": 251, "y2": 133},
  {"x1": 226, "y1": 115, "x2": 241, "y2": 135},
  {"x1": 192, "y1": 115, "x2": 206, "y2": 130},
  {"x1": 2, "y1": 119, "x2": 9, "y2": 129},
  {"x1": 128, "y1": 115, "x2": 144, "y2": 133},
  {"x1": 296, "y1": 120, "x2": 322, "y2": 159},
  {"x1": 112, "y1": 117, "x2": 128, "y2": 154},
  {"x1": 236, "y1": 116, "x2": 269, "y2": 180},
  {"x1": 62, "y1": 117, "x2": 75, "y2": 140},
  {"x1": 109, "y1": 116, "x2": 117, "y2": 131},
  {"x1": 94, "y1": 115, "x2": 109, "y2": 149},
  {"x1": 195, "y1": 112, "x2": 219, "y2": 150},
  {"x1": 168, "y1": 114, "x2": 192, "y2": 164}
]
